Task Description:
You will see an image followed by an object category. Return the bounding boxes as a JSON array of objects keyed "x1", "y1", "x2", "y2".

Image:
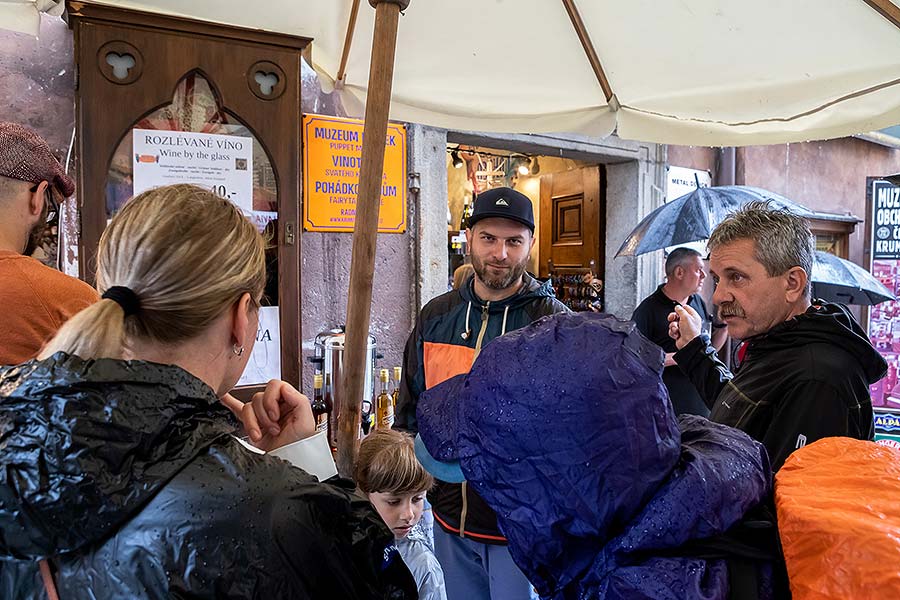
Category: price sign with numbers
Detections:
[{"x1": 132, "y1": 128, "x2": 254, "y2": 213}]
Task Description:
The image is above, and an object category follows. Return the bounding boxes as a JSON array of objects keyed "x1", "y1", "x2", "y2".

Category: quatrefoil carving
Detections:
[
  {"x1": 98, "y1": 41, "x2": 143, "y2": 85},
  {"x1": 254, "y1": 71, "x2": 279, "y2": 96},
  {"x1": 106, "y1": 52, "x2": 136, "y2": 80},
  {"x1": 247, "y1": 61, "x2": 286, "y2": 100}
]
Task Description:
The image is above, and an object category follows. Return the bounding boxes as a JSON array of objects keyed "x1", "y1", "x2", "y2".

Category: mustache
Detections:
[{"x1": 718, "y1": 302, "x2": 745, "y2": 318}]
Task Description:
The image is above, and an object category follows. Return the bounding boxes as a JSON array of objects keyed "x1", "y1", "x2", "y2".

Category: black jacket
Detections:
[
  {"x1": 0, "y1": 354, "x2": 416, "y2": 599},
  {"x1": 675, "y1": 302, "x2": 886, "y2": 471},
  {"x1": 397, "y1": 274, "x2": 568, "y2": 544},
  {"x1": 631, "y1": 285, "x2": 716, "y2": 417}
]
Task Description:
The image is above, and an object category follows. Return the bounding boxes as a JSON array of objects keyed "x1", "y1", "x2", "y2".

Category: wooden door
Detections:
[
  {"x1": 68, "y1": 2, "x2": 307, "y2": 393},
  {"x1": 539, "y1": 166, "x2": 605, "y2": 278}
]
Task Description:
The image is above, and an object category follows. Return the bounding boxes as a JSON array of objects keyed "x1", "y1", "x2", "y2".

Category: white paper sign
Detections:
[
  {"x1": 132, "y1": 129, "x2": 253, "y2": 213},
  {"x1": 247, "y1": 210, "x2": 278, "y2": 233},
  {"x1": 238, "y1": 306, "x2": 282, "y2": 386},
  {"x1": 667, "y1": 166, "x2": 711, "y2": 202}
]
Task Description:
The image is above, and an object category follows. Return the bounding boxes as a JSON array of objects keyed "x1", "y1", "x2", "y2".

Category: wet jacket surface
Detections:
[
  {"x1": 396, "y1": 273, "x2": 568, "y2": 544},
  {"x1": 395, "y1": 526, "x2": 447, "y2": 600},
  {"x1": 0, "y1": 354, "x2": 416, "y2": 600},
  {"x1": 675, "y1": 301, "x2": 887, "y2": 471},
  {"x1": 417, "y1": 313, "x2": 778, "y2": 599}
]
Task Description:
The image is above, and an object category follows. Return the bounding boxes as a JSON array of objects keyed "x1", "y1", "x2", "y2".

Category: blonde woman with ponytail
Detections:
[{"x1": 0, "y1": 184, "x2": 416, "y2": 599}]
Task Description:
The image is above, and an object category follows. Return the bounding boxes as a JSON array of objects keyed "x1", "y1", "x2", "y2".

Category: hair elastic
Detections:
[{"x1": 101, "y1": 286, "x2": 141, "y2": 316}]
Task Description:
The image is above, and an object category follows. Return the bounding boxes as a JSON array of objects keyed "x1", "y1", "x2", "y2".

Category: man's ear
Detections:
[
  {"x1": 528, "y1": 231, "x2": 536, "y2": 251},
  {"x1": 230, "y1": 292, "x2": 254, "y2": 348},
  {"x1": 465, "y1": 227, "x2": 473, "y2": 255},
  {"x1": 27, "y1": 181, "x2": 48, "y2": 217},
  {"x1": 784, "y1": 266, "x2": 809, "y2": 302}
]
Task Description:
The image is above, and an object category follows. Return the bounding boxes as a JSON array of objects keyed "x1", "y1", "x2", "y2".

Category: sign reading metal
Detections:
[{"x1": 302, "y1": 114, "x2": 407, "y2": 233}]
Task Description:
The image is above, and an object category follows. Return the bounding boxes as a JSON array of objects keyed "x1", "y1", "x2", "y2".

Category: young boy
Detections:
[{"x1": 356, "y1": 430, "x2": 447, "y2": 600}]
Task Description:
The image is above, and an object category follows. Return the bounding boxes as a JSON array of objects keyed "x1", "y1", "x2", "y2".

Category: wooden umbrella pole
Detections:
[{"x1": 337, "y1": 0, "x2": 409, "y2": 478}]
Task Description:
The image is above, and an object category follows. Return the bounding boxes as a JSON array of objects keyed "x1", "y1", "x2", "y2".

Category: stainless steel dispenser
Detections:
[{"x1": 310, "y1": 327, "x2": 378, "y2": 437}]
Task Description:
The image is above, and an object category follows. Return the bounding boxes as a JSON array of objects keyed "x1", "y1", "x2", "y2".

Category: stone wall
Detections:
[{"x1": 0, "y1": 16, "x2": 73, "y2": 159}]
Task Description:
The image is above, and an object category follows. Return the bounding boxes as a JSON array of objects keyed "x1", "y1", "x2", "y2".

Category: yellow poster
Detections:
[{"x1": 302, "y1": 114, "x2": 407, "y2": 233}]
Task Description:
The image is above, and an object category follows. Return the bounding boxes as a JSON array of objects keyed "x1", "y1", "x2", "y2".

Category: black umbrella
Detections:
[
  {"x1": 616, "y1": 186, "x2": 816, "y2": 257},
  {"x1": 811, "y1": 251, "x2": 895, "y2": 306}
]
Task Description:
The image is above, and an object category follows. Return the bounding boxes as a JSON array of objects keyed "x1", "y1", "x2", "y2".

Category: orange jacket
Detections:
[{"x1": 0, "y1": 250, "x2": 98, "y2": 365}]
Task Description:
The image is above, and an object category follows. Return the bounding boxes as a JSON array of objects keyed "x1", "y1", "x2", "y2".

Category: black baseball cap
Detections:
[{"x1": 467, "y1": 187, "x2": 535, "y2": 232}]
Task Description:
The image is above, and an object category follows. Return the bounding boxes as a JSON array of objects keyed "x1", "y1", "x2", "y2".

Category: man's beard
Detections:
[
  {"x1": 471, "y1": 253, "x2": 528, "y2": 291},
  {"x1": 23, "y1": 196, "x2": 51, "y2": 256},
  {"x1": 23, "y1": 220, "x2": 46, "y2": 256}
]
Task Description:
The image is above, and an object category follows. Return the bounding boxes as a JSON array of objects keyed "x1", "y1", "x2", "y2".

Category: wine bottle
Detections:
[{"x1": 375, "y1": 368, "x2": 394, "y2": 430}]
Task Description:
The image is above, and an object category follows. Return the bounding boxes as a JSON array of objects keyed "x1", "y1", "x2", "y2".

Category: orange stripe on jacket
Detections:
[
  {"x1": 423, "y1": 342, "x2": 475, "y2": 390},
  {"x1": 433, "y1": 511, "x2": 507, "y2": 542}
]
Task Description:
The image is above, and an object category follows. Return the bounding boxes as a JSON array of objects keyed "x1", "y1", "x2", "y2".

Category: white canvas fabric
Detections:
[{"x1": 4, "y1": 0, "x2": 900, "y2": 145}]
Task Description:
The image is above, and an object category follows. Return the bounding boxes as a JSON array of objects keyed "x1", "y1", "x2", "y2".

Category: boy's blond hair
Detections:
[{"x1": 356, "y1": 429, "x2": 434, "y2": 495}]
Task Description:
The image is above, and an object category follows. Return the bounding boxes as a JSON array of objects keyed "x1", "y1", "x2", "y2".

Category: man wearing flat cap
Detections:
[{"x1": 0, "y1": 122, "x2": 98, "y2": 365}]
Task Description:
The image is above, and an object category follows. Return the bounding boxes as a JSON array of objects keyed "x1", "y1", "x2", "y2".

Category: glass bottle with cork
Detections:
[
  {"x1": 375, "y1": 368, "x2": 394, "y2": 430},
  {"x1": 391, "y1": 366, "x2": 402, "y2": 409},
  {"x1": 311, "y1": 374, "x2": 328, "y2": 434}
]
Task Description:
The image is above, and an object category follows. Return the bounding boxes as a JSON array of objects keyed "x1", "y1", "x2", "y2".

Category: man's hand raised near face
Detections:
[{"x1": 668, "y1": 304, "x2": 703, "y2": 350}]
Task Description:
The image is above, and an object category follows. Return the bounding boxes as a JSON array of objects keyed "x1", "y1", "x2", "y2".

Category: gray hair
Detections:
[
  {"x1": 708, "y1": 200, "x2": 813, "y2": 297},
  {"x1": 0, "y1": 174, "x2": 28, "y2": 202},
  {"x1": 665, "y1": 247, "x2": 702, "y2": 278}
]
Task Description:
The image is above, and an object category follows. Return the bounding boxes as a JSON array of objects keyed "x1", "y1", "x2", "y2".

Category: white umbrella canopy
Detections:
[
  {"x1": 6, "y1": 0, "x2": 900, "y2": 474},
  {"x1": 6, "y1": 0, "x2": 900, "y2": 145}
]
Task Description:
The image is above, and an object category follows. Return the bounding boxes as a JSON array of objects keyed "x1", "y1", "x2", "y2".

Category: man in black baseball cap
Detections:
[
  {"x1": 396, "y1": 186, "x2": 568, "y2": 600},
  {"x1": 464, "y1": 187, "x2": 536, "y2": 295},
  {"x1": 466, "y1": 186, "x2": 535, "y2": 232}
]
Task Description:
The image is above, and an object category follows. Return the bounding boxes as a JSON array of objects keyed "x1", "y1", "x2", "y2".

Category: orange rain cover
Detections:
[{"x1": 775, "y1": 437, "x2": 900, "y2": 599}]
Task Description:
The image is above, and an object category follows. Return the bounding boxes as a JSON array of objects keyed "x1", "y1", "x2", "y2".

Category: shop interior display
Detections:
[{"x1": 548, "y1": 259, "x2": 602, "y2": 312}]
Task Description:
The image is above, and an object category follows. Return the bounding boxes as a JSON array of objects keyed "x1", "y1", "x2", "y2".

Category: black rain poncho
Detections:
[{"x1": 0, "y1": 353, "x2": 416, "y2": 599}]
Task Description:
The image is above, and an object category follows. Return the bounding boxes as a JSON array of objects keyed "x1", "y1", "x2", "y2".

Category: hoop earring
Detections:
[{"x1": 232, "y1": 344, "x2": 244, "y2": 357}]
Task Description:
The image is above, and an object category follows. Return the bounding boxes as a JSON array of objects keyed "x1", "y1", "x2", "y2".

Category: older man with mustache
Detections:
[{"x1": 668, "y1": 201, "x2": 886, "y2": 471}]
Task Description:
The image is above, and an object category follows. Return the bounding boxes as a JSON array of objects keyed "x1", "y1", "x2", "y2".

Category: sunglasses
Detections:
[{"x1": 29, "y1": 183, "x2": 59, "y2": 224}]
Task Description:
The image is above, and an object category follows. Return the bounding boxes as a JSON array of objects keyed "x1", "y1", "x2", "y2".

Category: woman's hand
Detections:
[
  {"x1": 220, "y1": 393, "x2": 244, "y2": 419},
  {"x1": 239, "y1": 380, "x2": 317, "y2": 452}
]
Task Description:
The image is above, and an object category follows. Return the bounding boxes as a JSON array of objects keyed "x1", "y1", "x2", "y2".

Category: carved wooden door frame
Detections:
[{"x1": 68, "y1": 2, "x2": 308, "y2": 391}]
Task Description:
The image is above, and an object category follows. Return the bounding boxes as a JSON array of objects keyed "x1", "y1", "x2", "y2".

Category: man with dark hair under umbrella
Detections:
[{"x1": 632, "y1": 246, "x2": 727, "y2": 416}]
